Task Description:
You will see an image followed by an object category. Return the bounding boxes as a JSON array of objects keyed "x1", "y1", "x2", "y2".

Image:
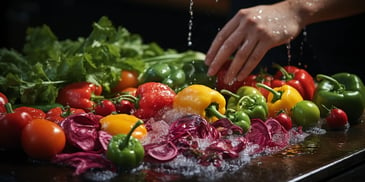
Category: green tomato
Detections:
[{"x1": 291, "y1": 100, "x2": 320, "y2": 128}]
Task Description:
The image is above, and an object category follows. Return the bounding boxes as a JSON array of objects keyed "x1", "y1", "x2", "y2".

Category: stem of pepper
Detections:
[
  {"x1": 316, "y1": 74, "x2": 344, "y2": 91},
  {"x1": 119, "y1": 120, "x2": 144, "y2": 150},
  {"x1": 220, "y1": 89, "x2": 240, "y2": 99},
  {"x1": 205, "y1": 103, "x2": 227, "y2": 119},
  {"x1": 5, "y1": 103, "x2": 14, "y2": 113},
  {"x1": 272, "y1": 63, "x2": 293, "y2": 80},
  {"x1": 256, "y1": 83, "x2": 282, "y2": 103}
]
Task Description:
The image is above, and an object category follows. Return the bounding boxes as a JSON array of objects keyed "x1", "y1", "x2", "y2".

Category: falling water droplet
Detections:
[
  {"x1": 286, "y1": 42, "x2": 291, "y2": 65},
  {"x1": 187, "y1": 0, "x2": 194, "y2": 47}
]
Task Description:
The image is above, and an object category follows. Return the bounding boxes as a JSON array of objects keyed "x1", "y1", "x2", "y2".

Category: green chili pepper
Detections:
[
  {"x1": 106, "y1": 120, "x2": 145, "y2": 169},
  {"x1": 313, "y1": 73, "x2": 365, "y2": 124},
  {"x1": 221, "y1": 86, "x2": 268, "y2": 120}
]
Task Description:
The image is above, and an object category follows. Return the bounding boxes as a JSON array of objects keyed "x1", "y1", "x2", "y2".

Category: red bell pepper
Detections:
[
  {"x1": 132, "y1": 82, "x2": 176, "y2": 120},
  {"x1": 0, "y1": 103, "x2": 33, "y2": 149},
  {"x1": 45, "y1": 106, "x2": 86, "y2": 124},
  {"x1": 56, "y1": 82, "x2": 103, "y2": 112},
  {"x1": 243, "y1": 71, "x2": 273, "y2": 98},
  {"x1": 0, "y1": 92, "x2": 8, "y2": 113},
  {"x1": 13, "y1": 106, "x2": 46, "y2": 119},
  {"x1": 271, "y1": 64, "x2": 315, "y2": 100}
]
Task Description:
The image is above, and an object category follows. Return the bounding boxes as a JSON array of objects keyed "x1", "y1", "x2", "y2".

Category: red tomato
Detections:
[
  {"x1": 121, "y1": 87, "x2": 137, "y2": 96},
  {"x1": 94, "y1": 99, "x2": 116, "y2": 116},
  {"x1": 21, "y1": 119, "x2": 66, "y2": 160},
  {"x1": 325, "y1": 108, "x2": 349, "y2": 130},
  {"x1": 0, "y1": 106, "x2": 33, "y2": 149},
  {"x1": 274, "y1": 112, "x2": 292, "y2": 131},
  {"x1": 112, "y1": 70, "x2": 139, "y2": 93}
]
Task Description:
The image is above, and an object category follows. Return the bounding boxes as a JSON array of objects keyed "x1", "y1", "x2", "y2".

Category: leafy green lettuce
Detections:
[{"x1": 0, "y1": 16, "x2": 205, "y2": 105}]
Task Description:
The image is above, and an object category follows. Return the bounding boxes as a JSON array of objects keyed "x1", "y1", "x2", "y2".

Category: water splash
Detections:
[{"x1": 187, "y1": 0, "x2": 194, "y2": 47}]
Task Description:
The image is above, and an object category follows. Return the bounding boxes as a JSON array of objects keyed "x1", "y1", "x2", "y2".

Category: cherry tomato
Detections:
[
  {"x1": 94, "y1": 99, "x2": 116, "y2": 116},
  {"x1": 114, "y1": 87, "x2": 137, "y2": 114},
  {"x1": 14, "y1": 106, "x2": 46, "y2": 119},
  {"x1": 121, "y1": 87, "x2": 137, "y2": 96},
  {"x1": 112, "y1": 70, "x2": 139, "y2": 93},
  {"x1": 325, "y1": 108, "x2": 349, "y2": 130},
  {"x1": 0, "y1": 92, "x2": 8, "y2": 113},
  {"x1": 274, "y1": 112, "x2": 292, "y2": 131},
  {"x1": 0, "y1": 104, "x2": 33, "y2": 149},
  {"x1": 21, "y1": 118, "x2": 66, "y2": 160}
]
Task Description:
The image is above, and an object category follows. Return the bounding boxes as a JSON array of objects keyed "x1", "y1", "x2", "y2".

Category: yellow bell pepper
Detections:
[
  {"x1": 257, "y1": 83, "x2": 303, "y2": 117},
  {"x1": 173, "y1": 84, "x2": 226, "y2": 122},
  {"x1": 99, "y1": 114, "x2": 148, "y2": 140}
]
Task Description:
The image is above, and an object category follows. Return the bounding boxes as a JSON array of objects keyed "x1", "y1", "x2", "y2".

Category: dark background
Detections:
[
  {"x1": 1, "y1": 0, "x2": 230, "y2": 53},
  {"x1": 1, "y1": 0, "x2": 365, "y2": 80}
]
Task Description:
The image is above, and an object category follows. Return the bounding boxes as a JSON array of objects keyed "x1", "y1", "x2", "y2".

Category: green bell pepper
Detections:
[
  {"x1": 205, "y1": 103, "x2": 251, "y2": 133},
  {"x1": 106, "y1": 120, "x2": 145, "y2": 169},
  {"x1": 140, "y1": 62, "x2": 186, "y2": 92},
  {"x1": 313, "y1": 73, "x2": 365, "y2": 124},
  {"x1": 221, "y1": 86, "x2": 268, "y2": 120},
  {"x1": 182, "y1": 60, "x2": 216, "y2": 89},
  {"x1": 226, "y1": 109, "x2": 251, "y2": 133}
]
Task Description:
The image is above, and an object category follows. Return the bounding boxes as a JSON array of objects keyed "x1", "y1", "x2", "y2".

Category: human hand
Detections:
[{"x1": 205, "y1": 1, "x2": 304, "y2": 84}]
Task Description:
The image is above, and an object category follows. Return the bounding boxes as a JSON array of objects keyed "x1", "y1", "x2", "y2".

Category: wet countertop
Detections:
[{"x1": 1, "y1": 121, "x2": 365, "y2": 182}]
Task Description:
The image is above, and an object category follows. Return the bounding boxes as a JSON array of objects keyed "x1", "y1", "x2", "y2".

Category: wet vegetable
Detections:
[
  {"x1": 325, "y1": 108, "x2": 349, "y2": 130},
  {"x1": 257, "y1": 83, "x2": 303, "y2": 117},
  {"x1": 133, "y1": 82, "x2": 176, "y2": 119},
  {"x1": 222, "y1": 86, "x2": 268, "y2": 120},
  {"x1": 272, "y1": 64, "x2": 316, "y2": 100},
  {"x1": 0, "y1": 103, "x2": 33, "y2": 149},
  {"x1": 56, "y1": 82, "x2": 103, "y2": 112},
  {"x1": 21, "y1": 118, "x2": 66, "y2": 160},
  {"x1": 291, "y1": 100, "x2": 320, "y2": 128},
  {"x1": 313, "y1": 73, "x2": 365, "y2": 124},
  {"x1": 173, "y1": 84, "x2": 226, "y2": 122},
  {"x1": 99, "y1": 114, "x2": 147, "y2": 140},
  {"x1": 106, "y1": 120, "x2": 145, "y2": 169},
  {"x1": 0, "y1": 92, "x2": 8, "y2": 113}
]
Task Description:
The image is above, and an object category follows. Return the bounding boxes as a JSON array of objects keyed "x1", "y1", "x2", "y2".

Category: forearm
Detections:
[{"x1": 286, "y1": 0, "x2": 365, "y2": 27}]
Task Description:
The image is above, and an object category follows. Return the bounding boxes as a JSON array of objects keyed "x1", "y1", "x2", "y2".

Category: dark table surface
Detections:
[{"x1": 1, "y1": 120, "x2": 365, "y2": 182}]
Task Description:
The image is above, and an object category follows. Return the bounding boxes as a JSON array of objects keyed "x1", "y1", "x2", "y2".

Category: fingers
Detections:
[
  {"x1": 205, "y1": 15, "x2": 241, "y2": 66},
  {"x1": 236, "y1": 41, "x2": 267, "y2": 82},
  {"x1": 223, "y1": 38, "x2": 256, "y2": 84}
]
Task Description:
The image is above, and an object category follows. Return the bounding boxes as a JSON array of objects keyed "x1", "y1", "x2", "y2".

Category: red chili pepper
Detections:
[
  {"x1": 45, "y1": 106, "x2": 86, "y2": 124},
  {"x1": 243, "y1": 71, "x2": 273, "y2": 98},
  {"x1": 271, "y1": 64, "x2": 316, "y2": 100},
  {"x1": 0, "y1": 103, "x2": 33, "y2": 149},
  {"x1": 56, "y1": 82, "x2": 103, "y2": 112},
  {"x1": 133, "y1": 82, "x2": 176, "y2": 119},
  {"x1": 0, "y1": 92, "x2": 8, "y2": 113},
  {"x1": 13, "y1": 106, "x2": 46, "y2": 119}
]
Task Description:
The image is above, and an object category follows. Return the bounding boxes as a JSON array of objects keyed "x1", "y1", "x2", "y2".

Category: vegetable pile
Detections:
[{"x1": 1, "y1": 16, "x2": 365, "y2": 179}]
